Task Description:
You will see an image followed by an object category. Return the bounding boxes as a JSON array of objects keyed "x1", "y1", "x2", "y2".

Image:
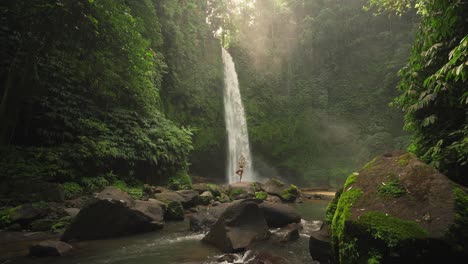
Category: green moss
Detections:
[
  {"x1": 165, "y1": 201, "x2": 184, "y2": 221},
  {"x1": 367, "y1": 250, "x2": 382, "y2": 264},
  {"x1": 251, "y1": 182, "x2": 262, "y2": 192},
  {"x1": 63, "y1": 182, "x2": 83, "y2": 199},
  {"x1": 341, "y1": 238, "x2": 360, "y2": 263},
  {"x1": 112, "y1": 180, "x2": 143, "y2": 200},
  {"x1": 32, "y1": 201, "x2": 48, "y2": 209},
  {"x1": 363, "y1": 158, "x2": 377, "y2": 169},
  {"x1": 271, "y1": 179, "x2": 285, "y2": 187},
  {"x1": 255, "y1": 191, "x2": 268, "y2": 200},
  {"x1": 330, "y1": 188, "x2": 363, "y2": 262},
  {"x1": 325, "y1": 188, "x2": 343, "y2": 225},
  {"x1": 0, "y1": 207, "x2": 16, "y2": 227},
  {"x1": 230, "y1": 188, "x2": 246, "y2": 200},
  {"x1": 356, "y1": 211, "x2": 428, "y2": 247},
  {"x1": 397, "y1": 153, "x2": 411, "y2": 167},
  {"x1": 377, "y1": 176, "x2": 406, "y2": 198},
  {"x1": 281, "y1": 184, "x2": 300, "y2": 202},
  {"x1": 167, "y1": 171, "x2": 192, "y2": 190},
  {"x1": 51, "y1": 220, "x2": 70, "y2": 233},
  {"x1": 344, "y1": 173, "x2": 359, "y2": 189},
  {"x1": 80, "y1": 176, "x2": 109, "y2": 191},
  {"x1": 207, "y1": 184, "x2": 221, "y2": 197}
]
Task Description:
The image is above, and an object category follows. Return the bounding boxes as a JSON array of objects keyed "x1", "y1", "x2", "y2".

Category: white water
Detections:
[{"x1": 222, "y1": 48, "x2": 256, "y2": 184}]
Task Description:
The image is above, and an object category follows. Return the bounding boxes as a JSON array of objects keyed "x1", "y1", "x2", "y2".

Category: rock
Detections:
[
  {"x1": 247, "y1": 252, "x2": 291, "y2": 264},
  {"x1": 199, "y1": 191, "x2": 214, "y2": 205},
  {"x1": 62, "y1": 187, "x2": 163, "y2": 241},
  {"x1": 164, "y1": 201, "x2": 184, "y2": 221},
  {"x1": 189, "y1": 201, "x2": 242, "y2": 232},
  {"x1": 134, "y1": 199, "x2": 164, "y2": 225},
  {"x1": 266, "y1": 195, "x2": 282, "y2": 203},
  {"x1": 190, "y1": 211, "x2": 218, "y2": 232},
  {"x1": 30, "y1": 219, "x2": 56, "y2": 231},
  {"x1": 6, "y1": 223, "x2": 22, "y2": 231},
  {"x1": 9, "y1": 204, "x2": 46, "y2": 226},
  {"x1": 229, "y1": 182, "x2": 259, "y2": 197},
  {"x1": 262, "y1": 179, "x2": 300, "y2": 202},
  {"x1": 202, "y1": 200, "x2": 270, "y2": 252},
  {"x1": 217, "y1": 193, "x2": 231, "y2": 203},
  {"x1": 154, "y1": 190, "x2": 198, "y2": 208},
  {"x1": 192, "y1": 183, "x2": 210, "y2": 194},
  {"x1": 259, "y1": 201, "x2": 301, "y2": 228},
  {"x1": 309, "y1": 224, "x2": 332, "y2": 263},
  {"x1": 96, "y1": 186, "x2": 135, "y2": 207},
  {"x1": 29, "y1": 240, "x2": 72, "y2": 257},
  {"x1": 176, "y1": 190, "x2": 200, "y2": 208},
  {"x1": 327, "y1": 151, "x2": 467, "y2": 263},
  {"x1": 279, "y1": 223, "x2": 300, "y2": 243},
  {"x1": 64, "y1": 208, "x2": 80, "y2": 217}
]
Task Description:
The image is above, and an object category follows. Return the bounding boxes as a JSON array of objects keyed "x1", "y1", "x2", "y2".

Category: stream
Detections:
[{"x1": 7, "y1": 200, "x2": 328, "y2": 264}]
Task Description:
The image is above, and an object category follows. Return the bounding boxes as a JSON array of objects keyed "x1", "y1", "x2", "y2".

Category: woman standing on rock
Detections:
[{"x1": 236, "y1": 154, "x2": 245, "y2": 182}]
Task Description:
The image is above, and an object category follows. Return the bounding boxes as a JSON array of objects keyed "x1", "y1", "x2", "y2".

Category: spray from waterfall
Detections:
[{"x1": 222, "y1": 48, "x2": 256, "y2": 184}]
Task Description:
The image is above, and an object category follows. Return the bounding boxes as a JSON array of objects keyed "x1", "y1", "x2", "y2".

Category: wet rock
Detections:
[
  {"x1": 62, "y1": 187, "x2": 163, "y2": 241},
  {"x1": 29, "y1": 240, "x2": 72, "y2": 257},
  {"x1": 309, "y1": 224, "x2": 332, "y2": 263},
  {"x1": 202, "y1": 200, "x2": 270, "y2": 252},
  {"x1": 176, "y1": 190, "x2": 200, "y2": 208},
  {"x1": 190, "y1": 210, "x2": 218, "y2": 232},
  {"x1": 259, "y1": 201, "x2": 301, "y2": 228},
  {"x1": 279, "y1": 223, "x2": 300, "y2": 243}
]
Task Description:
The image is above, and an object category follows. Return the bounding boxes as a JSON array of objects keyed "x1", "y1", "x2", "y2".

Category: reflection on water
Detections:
[{"x1": 9, "y1": 201, "x2": 328, "y2": 264}]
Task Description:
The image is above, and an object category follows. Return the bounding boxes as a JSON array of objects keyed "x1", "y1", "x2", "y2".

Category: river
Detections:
[{"x1": 7, "y1": 200, "x2": 328, "y2": 264}]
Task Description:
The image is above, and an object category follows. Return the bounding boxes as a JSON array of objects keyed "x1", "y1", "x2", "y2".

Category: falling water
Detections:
[{"x1": 222, "y1": 48, "x2": 256, "y2": 184}]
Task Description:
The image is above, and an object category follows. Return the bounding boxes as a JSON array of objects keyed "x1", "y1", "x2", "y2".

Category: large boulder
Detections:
[
  {"x1": 326, "y1": 151, "x2": 468, "y2": 263},
  {"x1": 259, "y1": 201, "x2": 301, "y2": 228},
  {"x1": 228, "y1": 182, "x2": 262, "y2": 200},
  {"x1": 190, "y1": 202, "x2": 237, "y2": 231},
  {"x1": 29, "y1": 240, "x2": 72, "y2": 257},
  {"x1": 309, "y1": 224, "x2": 332, "y2": 263},
  {"x1": 62, "y1": 187, "x2": 163, "y2": 241},
  {"x1": 202, "y1": 200, "x2": 270, "y2": 252}
]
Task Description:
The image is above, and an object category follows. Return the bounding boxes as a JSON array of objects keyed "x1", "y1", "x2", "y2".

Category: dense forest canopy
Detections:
[{"x1": 0, "y1": 0, "x2": 466, "y2": 203}]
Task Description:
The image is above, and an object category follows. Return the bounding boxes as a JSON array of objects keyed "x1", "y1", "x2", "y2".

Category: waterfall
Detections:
[{"x1": 222, "y1": 48, "x2": 256, "y2": 184}]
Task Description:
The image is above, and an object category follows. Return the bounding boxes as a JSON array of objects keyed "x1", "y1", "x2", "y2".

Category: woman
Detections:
[{"x1": 235, "y1": 154, "x2": 245, "y2": 182}]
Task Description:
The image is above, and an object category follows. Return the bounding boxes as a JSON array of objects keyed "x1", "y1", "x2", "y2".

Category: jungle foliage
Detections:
[
  {"x1": 367, "y1": 0, "x2": 468, "y2": 185},
  {"x1": 0, "y1": 0, "x2": 222, "y2": 193}
]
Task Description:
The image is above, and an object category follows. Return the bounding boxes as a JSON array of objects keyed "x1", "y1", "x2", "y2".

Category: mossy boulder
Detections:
[
  {"x1": 164, "y1": 201, "x2": 184, "y2": 221},
  {"x1": 262, "y1": 178, "x2": 300, "y2": 202},
  {"x1": 324, "y1": 151, "x2": 467, "y2": 263}
]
